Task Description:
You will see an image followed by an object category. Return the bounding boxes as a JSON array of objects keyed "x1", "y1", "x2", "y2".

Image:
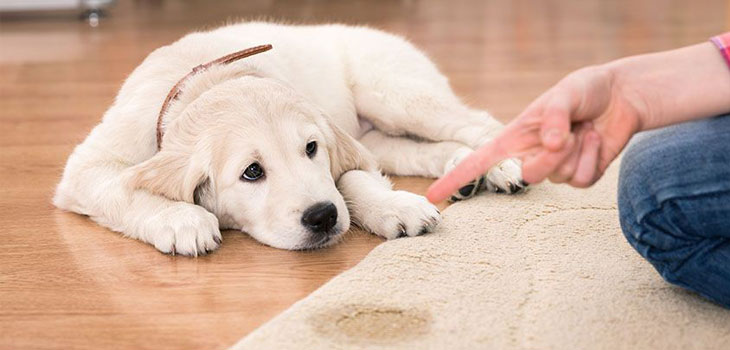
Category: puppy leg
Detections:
[
  {"x1": 347, "y1": 39, "x2": 524, "y2": 193},
  {"x1": 359, "y1": 129, "x2": 470, "y2": 177},
  {"x1": 359, "y1": 129, "x2": 485, "y2": 201},
  {"x1": 54, "y1": 160, "x2": 221, "y2": 256},
  {"x1": 360, "y1": 129, "x2": 521, "y2": 200},
  {"x1": 347, "y1": 33, "x2": 500, "y2": 147},
  {"x1": 443, "y1": 147, "x2": 526, "y2": 199},
  {"x1": 355, "y1": 88, "x2": 524, "y2": 194},
  {"x1": 337, "y1": 170, "x2": 440, "y2": 239}
]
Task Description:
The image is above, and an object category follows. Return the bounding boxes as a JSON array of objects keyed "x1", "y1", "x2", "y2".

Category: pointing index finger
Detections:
[{"x1": 426, "y1": 139, "x2": 510, "y2": 203}]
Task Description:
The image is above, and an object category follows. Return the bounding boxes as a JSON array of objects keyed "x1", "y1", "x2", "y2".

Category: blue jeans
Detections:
[{"x1": 618, "y1": 114, "x2": 730, "y2": 308}]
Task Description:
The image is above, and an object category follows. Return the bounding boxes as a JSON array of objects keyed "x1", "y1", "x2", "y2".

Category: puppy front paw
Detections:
[
  {"x1": 142, "y1": 203, "x2": 222, "y2": 256},
  {"x1": 360, "y1": 191, "x2": 441, "y2": 240},
  {"x1": 485, "y1": 158, "x2": 527, "y2": 194}
]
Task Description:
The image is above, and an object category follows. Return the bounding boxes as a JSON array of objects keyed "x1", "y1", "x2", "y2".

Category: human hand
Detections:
[{"x1": 427, "y1": 65, "x2": 644, "y2": 203}]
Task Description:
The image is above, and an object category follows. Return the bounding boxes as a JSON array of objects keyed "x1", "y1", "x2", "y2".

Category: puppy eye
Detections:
[
  {"x1": 241, "y1": 162, "x2": 264, "y2": 181},
  {"x1": 305, "y1": 141, "x2": 317, "y2": 158}
]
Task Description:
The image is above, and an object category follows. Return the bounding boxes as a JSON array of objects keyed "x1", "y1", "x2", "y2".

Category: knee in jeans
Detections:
[
  {"x1": 618, "y1": 145, "x2": 695, "y2": 275},
  {"x1": 617, "y1": 137, "x2": 663, "y2": 240},
  {"x1": 618, "y1": 134, "x2": 663, "y2": 189},
  {"x1": 619, "y1": 182, "x2": 709, "y2": 289},
  {"x1": 620, "y1": 204, "x2": 690, "y2": 285}
]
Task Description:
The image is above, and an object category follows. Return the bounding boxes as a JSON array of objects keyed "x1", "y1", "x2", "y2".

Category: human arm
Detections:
[{"x1": 427, "y1": 39, "x2": 730, "y2": 203}]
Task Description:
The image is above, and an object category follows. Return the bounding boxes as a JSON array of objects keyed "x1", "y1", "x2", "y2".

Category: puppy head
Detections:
[{"x1": 129, "y1": 76, "x2": 373, "y2": 249}]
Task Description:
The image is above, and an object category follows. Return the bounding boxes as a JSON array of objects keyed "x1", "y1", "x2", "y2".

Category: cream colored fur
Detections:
[{"x1": 54, "y1": 22, "x2": 523, "y2": 255}]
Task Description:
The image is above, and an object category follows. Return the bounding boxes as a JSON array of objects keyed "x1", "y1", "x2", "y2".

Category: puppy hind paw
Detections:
[{"x1": 485, "y1": 158, "x2": 528, "y2": 194}]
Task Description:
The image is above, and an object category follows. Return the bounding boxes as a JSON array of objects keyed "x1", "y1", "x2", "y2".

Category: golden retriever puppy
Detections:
[{"x1": 54, "y1": 22, "x2": 524, "y2": 255}]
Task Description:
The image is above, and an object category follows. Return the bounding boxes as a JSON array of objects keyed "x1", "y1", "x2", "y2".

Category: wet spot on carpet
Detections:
[{"x1": 310, "y1": 304, "x2": 430, "y2": 343}]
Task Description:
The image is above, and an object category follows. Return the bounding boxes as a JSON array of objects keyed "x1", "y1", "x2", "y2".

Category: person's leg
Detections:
[{"x1": 618, "y1": 114, "x2": 730, "y2": 308}]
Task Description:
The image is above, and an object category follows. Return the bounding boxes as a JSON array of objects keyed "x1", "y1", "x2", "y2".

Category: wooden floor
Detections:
[{"x1": 1, "y1": 1, "x2": 726, "y2": 349}]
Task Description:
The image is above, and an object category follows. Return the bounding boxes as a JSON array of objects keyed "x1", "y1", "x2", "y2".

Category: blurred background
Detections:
[
  {"x1": 1, "y1": 1, "x2": 728, "y2": 350},
  {"x1": 3, "y1": 0, "x2": 727, "y2": 125}
]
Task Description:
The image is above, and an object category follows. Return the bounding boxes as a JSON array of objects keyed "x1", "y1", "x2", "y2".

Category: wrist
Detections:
[
  {"x1": 604, "y1": 42, "x2": 730, "y2": 131},
  {"x1": 599, "y1": 59, "x2": 648, "y2": 134}
]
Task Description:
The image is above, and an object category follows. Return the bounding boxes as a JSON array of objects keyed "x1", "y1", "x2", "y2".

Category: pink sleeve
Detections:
[{"x1": 710, "y1": 32, "x2": 730, "y2": 69}]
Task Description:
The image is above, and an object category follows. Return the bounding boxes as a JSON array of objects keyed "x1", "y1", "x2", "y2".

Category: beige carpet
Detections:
[{"x1": 231, "y1": 163, "x2": 730, "y2": 350}]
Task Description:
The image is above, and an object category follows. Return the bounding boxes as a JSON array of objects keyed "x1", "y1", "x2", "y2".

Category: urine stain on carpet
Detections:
[{"x1": 310, "y1": 304, "x2": 430, "y2": 343}]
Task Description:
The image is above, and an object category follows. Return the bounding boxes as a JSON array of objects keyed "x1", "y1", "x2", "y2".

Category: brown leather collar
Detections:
[{"x1": 156, "y1": 44, "x2": 273, "y2": 150}]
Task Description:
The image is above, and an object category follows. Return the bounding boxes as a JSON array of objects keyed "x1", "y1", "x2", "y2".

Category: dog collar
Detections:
[{"x1": 156, "y1": 44, "x2": 273, "y2": 150}]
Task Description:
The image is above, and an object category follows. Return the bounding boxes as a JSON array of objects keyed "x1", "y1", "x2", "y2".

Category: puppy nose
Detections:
[{"x1": 301, "y1": 202, "x2": 338, "y2": 233}]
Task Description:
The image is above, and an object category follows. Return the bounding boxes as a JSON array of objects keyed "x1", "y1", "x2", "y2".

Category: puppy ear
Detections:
[
  {"x1": 127, "y1": 150, "x2": 208, "y2": 203},
  {"x1": 325, "y1": 121, "x2": 378, "y2": 179}
]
